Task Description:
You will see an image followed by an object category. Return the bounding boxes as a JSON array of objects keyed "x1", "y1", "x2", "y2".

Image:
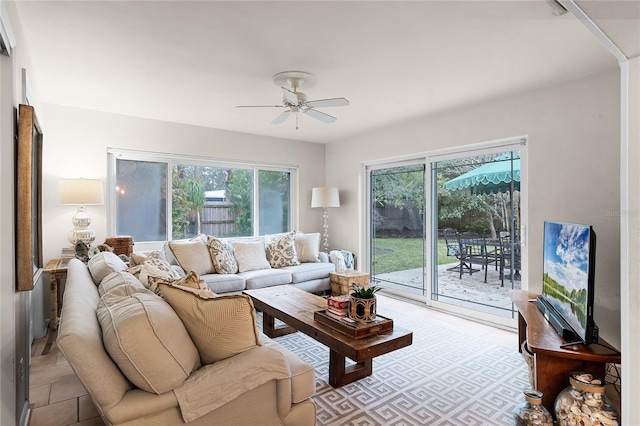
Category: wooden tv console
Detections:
[{"x1": 510, "y1": 290, "x2": 621, "y2": 412}]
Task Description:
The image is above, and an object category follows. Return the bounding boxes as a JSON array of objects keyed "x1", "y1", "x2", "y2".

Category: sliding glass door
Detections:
[
  {"x1": 431, "y1": 149, "x2": 521, "y2": 319},
  {"x1": 365, "y1": 141, "x2": 525, "y2": 323},
  {"x1": 369, "y1": 163, "x2": 426, "y2": 296}
]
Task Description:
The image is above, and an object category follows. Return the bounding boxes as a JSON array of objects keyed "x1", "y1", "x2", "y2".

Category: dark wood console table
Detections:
[{"x1": 510, "y1": 290, "x2": 621, "y2": 412}]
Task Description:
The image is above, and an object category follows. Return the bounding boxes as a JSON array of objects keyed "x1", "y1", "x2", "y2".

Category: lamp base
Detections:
[
  {"x1": 68, "y1": 205, "x2": 96, "y2": 246},
  {"x1": 322, "y1": 207, "x2": 330, "y2": 253}
]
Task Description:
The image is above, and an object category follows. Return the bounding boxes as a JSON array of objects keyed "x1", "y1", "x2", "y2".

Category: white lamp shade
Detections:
[
  {"x1": 58, "y1": 178, "x2": 104, "y2": 205},
  {"x1": 311, "y1": 187, "x2": 340, "y2": 208}
]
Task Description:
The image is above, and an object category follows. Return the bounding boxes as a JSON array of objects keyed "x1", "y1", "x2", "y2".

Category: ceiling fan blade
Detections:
[
  {"x1": 304, "y1": 108, "x2": 336, "y2": 124},
  {"x1": 271, "y1": 110, "x2": 291, "y2": 125},
  {"x1": 235, "y1": 104, "x2": 284, "y2": 108},
  {"x1": 281, "y1": 87, "x2": 299, "y2": 106},
  {"x1": 305, "y1": 97, "x2": 349, "y2": 108}
]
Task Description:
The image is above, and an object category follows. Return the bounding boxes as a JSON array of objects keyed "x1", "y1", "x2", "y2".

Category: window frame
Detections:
[{"x1": 107, "y1": 148, "x2": 298, "y2": 242}]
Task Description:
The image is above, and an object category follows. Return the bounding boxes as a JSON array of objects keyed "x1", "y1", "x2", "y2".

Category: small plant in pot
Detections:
[{"x1": 349, "y1": 282, "x2": 381, "y2": 323}]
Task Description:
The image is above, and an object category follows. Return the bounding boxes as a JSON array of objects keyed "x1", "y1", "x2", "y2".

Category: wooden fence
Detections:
[{"x1": 201, "y1": 202, "x2": 237, "y2": 237}]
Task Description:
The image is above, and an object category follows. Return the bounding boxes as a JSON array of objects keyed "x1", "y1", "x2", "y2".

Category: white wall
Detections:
[
  {"x1": 325, "y1": 69, "x2": 621, "y2": 349},
  {"x1": 40, "y1": 104, "x2": 327, "y2": 264},
  {"x1": 622, "y1": 54, "x2": 640, "y2": 424},
  {"x1": 0, "y1": 1, "x2": 43, "y2": 424}
]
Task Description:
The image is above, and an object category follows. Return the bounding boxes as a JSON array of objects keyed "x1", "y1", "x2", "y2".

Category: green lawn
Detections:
[{"x1": 372, "y1": 237, "x2": 455, "y2": 274}]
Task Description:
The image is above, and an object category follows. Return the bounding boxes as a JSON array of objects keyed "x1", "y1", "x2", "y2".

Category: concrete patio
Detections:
[{"x1": 374, "y1": 261, "x2": 522, "y2": 318}]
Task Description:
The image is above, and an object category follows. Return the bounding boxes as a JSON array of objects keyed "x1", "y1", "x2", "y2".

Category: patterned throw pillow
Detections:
[
  {"x1": 158, "y1": 284, "x2": 260, "y2": 364},
  {"x1": 232, "y1": 241, "x2": 271, "y2": 273},
  {"x1": 265, "y1": 232, "x2": 299, "y2": 268},
  {"x1": 134, "y1": 257, "x2": 181, "y2": 295},
  {"x1": 146, "y1": 270, "x2": 207, "y2": 296},
  {"x1": 207, "y1": 236, "x2": 238, "y2": 274}
]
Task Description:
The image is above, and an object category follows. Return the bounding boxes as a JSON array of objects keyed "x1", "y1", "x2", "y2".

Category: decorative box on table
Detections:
[
  {"x1": 104, "y1": 235, "x2": 134, "y2": 256},
  {"x1": 329, "y1": 270, "x2": 370, "y2": 296}
]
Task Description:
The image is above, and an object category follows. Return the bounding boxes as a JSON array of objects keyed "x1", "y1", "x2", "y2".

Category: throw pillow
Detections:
[
  {"x1": 168, "y1": 234, "x2": 215, "y2": 275},
  {"x1": 158, "y1": 284, "x2": 260, "y2": 364},
  {"x1": 148, "y1": 270, "x2": 208, "y2": 296},
  {"x1": 87, "y1": 251, "x2": 128, "y2": 285},
  {"x1": 207, "y1": 236, "x2": 238, "y2": 274},
  {"x1": 265, "y1": 231, "x2": 299, "y2": 268},
  {"x1": 129, "y1": 250, "x2": 165, "y2": 266},
  {"x1": 295, "y1": 232, "x2": 321, "y2": 263},
  {"x1": 137, "y1": 257, "x2": 180, "y2": 294},
  {"x1": 98, "y1": 271, "x2": 149, "y2": 297},
  {"x1": 97, "y1": 292, "x2": 201, "y2": 394},
  {"x1": 232, "y1": 241, "x2": 271, "y2": 273}
]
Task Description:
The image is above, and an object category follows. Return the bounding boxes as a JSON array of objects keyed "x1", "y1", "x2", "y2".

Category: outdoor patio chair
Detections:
[
  {"x1": 499, "y1": 232, "x2": 521, "y2": 287},
  {"x1": 458, "y1": 233, "x2": 490, "y2": 283},
  {"x1": 443, "y1": 228, "x2": 478, "y2": 274}
]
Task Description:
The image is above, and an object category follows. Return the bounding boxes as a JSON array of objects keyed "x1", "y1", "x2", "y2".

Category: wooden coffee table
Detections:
[{"x1": 243, "y1": 286, "x2": 413, "y2": 388}]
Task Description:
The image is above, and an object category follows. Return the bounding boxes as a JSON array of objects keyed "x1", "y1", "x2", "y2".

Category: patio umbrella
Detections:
[{"x1": 442, "y1": 152, "x2": 520, "y2": 195}]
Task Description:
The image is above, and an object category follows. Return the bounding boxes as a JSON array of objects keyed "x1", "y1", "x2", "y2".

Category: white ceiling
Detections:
[{"x1": 16, "y1": 1, "x2": 619, "y2": 144}]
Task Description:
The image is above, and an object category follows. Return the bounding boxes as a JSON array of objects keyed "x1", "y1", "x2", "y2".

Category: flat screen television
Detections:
[{"x1": 537, "y1": 220, "x2": 599, "y2": 345}]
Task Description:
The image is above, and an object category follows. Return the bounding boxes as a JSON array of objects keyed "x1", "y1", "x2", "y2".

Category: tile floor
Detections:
[
  {"x1": 28, "y1": 294, "x2": 518, "y2": 426},
  {"x1": 29, "y1": 336, "x2": 105, "y2": 426}
]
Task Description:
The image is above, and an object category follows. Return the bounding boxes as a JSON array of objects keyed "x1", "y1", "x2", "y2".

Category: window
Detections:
[{"x1": 108, "y1": 149, "x2": 296, "y2": 242}]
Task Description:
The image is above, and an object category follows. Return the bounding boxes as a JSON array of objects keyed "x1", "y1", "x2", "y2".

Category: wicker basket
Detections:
[{"x1": 329, "y1": 270, "x2": 370, "y2": 296}]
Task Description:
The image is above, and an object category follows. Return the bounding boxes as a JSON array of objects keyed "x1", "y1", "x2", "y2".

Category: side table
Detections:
[
  {"x1": 42, "y1": 258, "x2": 69, "y2": 355},
  {"x1": 329, "y1": 270, "x2": 370, "y2": 296}
]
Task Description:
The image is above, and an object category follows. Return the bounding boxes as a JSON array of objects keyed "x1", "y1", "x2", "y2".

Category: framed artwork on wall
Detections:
[{"x1": 16, "y1": 103, "x2": 43, "y2": 292}]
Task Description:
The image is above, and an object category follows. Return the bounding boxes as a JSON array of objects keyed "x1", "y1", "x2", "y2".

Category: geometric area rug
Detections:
[{"x1": 258, "y1": 305, "x2": 530, "y2": 426}]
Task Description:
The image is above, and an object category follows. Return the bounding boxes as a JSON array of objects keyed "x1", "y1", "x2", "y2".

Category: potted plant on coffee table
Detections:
[{"x1": 349, "y1": 282, "x2": 381, "y2": 323}]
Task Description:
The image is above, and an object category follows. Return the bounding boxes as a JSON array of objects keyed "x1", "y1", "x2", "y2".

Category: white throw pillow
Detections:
[
  {"x1": 232, "y1": 241, "x2": 271, "y2": 273},
  {"x1": 97, "y1": 292, "x2": 201, "y2": 394},
  {"x1": 168, "y1": 234, "x2": 215, "y2": 275},
  {"x1": 295, "y1": 232, "x2": 321, "y2": 263},
  {"x1": 87, "y1": 251, "x2": 128, "y2": 285}
]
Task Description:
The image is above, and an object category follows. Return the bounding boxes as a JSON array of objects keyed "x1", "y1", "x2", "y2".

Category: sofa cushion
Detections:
[
  {"x1": 98, "y1": 271, "x2": 149, "y2": 296},
  {"x1": 96, "y1": 292, "x2": 201, "y2": 394},
  {"x1": 295, "y1": 232, "x2": 321, "y2": 263},
  {"x1": 169, "y1": 234, "x2": 215, "y2": 275},
  {"x1": 159, "y1": 284, "x2": 261, "y2": 364},
  {"x1": 281, "y1": 262, "x2": 336, "y2": 284},
  {"x1": 88, "y1": 251, "x2": 128, "y2": 285},
  {"x1": 232, "y1": 241, "x2": 271, "y2": 273},
  {"x1": 207, "y1": 236, "x2": 238, "y2": 274},
  {"x1": 137, "y1": 256, "x2": 181, "y2": 293},
  {"x1": 200, "y1": 273, "x2": 246, "y2": 294},
  {"x1": 129, "y1": 250, "x2": 165, "y2": 266},
  {"x1": 240, "y1": 268, "x2": 292, "y2": 290},
  {"x1": 148, "y1": 271, "x2": 208, "y2": 297},
  {"x1": 265, "y1": 231, "x2": 299, "y2": 268}
]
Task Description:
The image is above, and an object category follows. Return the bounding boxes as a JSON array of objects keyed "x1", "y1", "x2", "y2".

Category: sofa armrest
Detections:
[
  {"x1": 173, "y1": 346, "x2": 291, "y2": 423},
  {"x1": 103, "y1": 389, "x2": 179, "y2": 425},
  {"x1": 319, "y1": 251, "x2": 329, "y2": 263}
]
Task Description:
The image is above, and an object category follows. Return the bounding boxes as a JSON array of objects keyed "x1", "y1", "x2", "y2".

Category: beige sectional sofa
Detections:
[
  {"x1": 143, "y1": 231, "x2": 335, "y2": 295},
  {"x1": 57, "y1": 253, "x2": 317, "y2": 425}
]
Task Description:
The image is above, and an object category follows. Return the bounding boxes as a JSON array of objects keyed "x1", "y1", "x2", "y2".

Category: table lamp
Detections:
[
  {"x1": 311, "y1": 187, "x2": 340, "y2": 253},
  {"x1": 58, "y1": 178, "x2": 104, "y2": 246}
]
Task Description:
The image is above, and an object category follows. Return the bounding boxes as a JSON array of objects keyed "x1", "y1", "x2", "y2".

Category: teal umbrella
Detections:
[{"x1": 443, "y1": 152, "x2": 520, "y2": 195}]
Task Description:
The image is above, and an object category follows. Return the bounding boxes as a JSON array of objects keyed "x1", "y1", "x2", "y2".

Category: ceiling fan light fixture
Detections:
[{"x1": 237, "y1": 70, "x2": 348, "y2": 130}]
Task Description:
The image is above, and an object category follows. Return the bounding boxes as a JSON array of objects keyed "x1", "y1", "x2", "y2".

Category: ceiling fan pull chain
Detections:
[{"x1": 296, "y1": 114, "x2": 299, "y2": 130}]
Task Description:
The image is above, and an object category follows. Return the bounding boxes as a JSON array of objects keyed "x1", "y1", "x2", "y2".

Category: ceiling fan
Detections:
[{"x1": 236, "y1": 71, "x2": 349, "y2": 130}]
